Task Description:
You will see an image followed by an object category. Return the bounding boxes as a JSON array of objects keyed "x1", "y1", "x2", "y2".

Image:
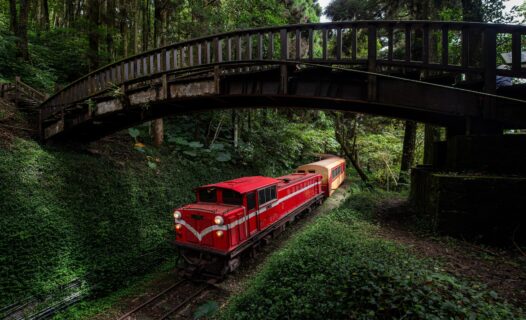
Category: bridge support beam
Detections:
[{"x1": 410, "y1": 134, "x2": 526, "y2": 245}]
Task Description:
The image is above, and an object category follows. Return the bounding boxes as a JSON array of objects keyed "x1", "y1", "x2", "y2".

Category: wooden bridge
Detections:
[{"x1": 38, "y1": 21, "x2": 526, "y2": 141}]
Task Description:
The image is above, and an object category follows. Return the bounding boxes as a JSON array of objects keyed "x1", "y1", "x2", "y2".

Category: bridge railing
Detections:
[{"x1": 40, "y1": 21, "x2": 526, "y2": 120}]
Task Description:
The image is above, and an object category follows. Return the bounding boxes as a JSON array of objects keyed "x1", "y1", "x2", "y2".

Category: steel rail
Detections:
[
  {"x1": 116, "y1": 279, "x2": 186, "y2": 320},
  {"x1": 157, "y1": 283, "x2": 209, "y2": 320}
]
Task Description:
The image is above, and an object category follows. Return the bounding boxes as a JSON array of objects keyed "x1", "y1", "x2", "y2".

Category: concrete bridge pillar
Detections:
[{"x1": 410, "y1": 131, "x2": 526, "y2": 245}]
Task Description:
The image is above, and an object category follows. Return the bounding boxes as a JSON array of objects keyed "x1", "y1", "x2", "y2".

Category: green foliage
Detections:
[
  {"x1": 222, "y1": 191, "x2": 521, "y2": 320},
  {"x1": 0, "y1": 138, "x2": 254, "y2": 308}
]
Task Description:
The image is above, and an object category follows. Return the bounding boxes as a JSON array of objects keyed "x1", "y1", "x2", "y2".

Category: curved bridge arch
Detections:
[{"x1": 39, "y1": 21, "x2": 526, "y2": 141}]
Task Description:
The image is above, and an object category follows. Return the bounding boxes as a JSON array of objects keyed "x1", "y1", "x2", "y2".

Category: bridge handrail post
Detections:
[
  {"x1": 280, "y1": 29, "x2": 288, "y2": 94},
  {"x1": 367, "y1": 24, "x2": 377, "y2": 101},
  {"x1": 483, "y1": 27, "x2": 497, "y2": 119},
  {"x1": 214, "y1": 37, "x2": 222, "y2": 63}
]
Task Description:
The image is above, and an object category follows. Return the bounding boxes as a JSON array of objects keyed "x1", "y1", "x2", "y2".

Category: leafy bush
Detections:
[
  {"x1": 0, "y1": 138, "x2": 254, "y2": 307},
  {"x1": 222, "y1": 193, "x2": 520, "y2": 320}
]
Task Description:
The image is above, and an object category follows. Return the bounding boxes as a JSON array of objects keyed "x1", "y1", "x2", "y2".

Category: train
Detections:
[{"x1": 172, "y1": 156, "x2": 346, "y2": 277}]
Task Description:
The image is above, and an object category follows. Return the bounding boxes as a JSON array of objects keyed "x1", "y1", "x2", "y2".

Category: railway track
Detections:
[{"x1": 116, "y1": 279, "x2": 210, "y2": 320}]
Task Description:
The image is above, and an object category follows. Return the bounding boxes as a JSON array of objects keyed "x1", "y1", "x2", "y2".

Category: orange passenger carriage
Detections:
[
  {"x1": 296, "y1": 157, "x2": 346, "y2": 197},
  {"x1": 173, "y1": 173, "x2": 324, "y2": 276}
]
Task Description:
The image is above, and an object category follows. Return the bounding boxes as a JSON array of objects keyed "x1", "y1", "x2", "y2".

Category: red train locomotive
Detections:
[{"x1": 172, "y1": 157, "x2": 345, "y2": 276}]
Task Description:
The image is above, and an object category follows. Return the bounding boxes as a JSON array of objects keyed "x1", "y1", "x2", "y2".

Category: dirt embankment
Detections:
[{"x1": 373, "y1": 198, "x2": 526, "y2": 307}]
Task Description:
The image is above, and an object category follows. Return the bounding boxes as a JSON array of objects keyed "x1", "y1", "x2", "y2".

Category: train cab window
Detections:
[
  {"x1": 199, "y1": 188, "x2": 217, "y2": 202},
  {"x1": 247, "y1": 192, "x2": 256, "y2": 210},
  {"x1": 223, "y1": 189, "x2": 243, "y2": 205},
  {"x1": 258, "y1": 185, "x2": 277, "y2": 205},
  {"x1": 298, "y1": 170, "x2": 305, "y2": 173},
  {"x1": 332, "y1": 166, "x2": 342, "y2": 178},
  {"x1": 308, "y1": 170, "x2": 315, "y2": 173}
]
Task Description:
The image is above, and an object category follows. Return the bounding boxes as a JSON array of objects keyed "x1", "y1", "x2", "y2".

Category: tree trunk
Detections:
[
  {"x1": 121, "y1": 0, "x2": 128, "y2": 57},
  {"x1": 151, "y1": 0, "x2": 166, "y2": 146},
  {"x1": 16, "y1": 0, "x2": 30, "y2": 61},
  {"x1": 134, "y1": 0, "x2": 140, "y2": 54},
  {"x1": 40, "y1": 0, "x2": 50, "y2": 30},
  {"x1": 232, "y1": 110, "x2": 239, "y2": 148},
  {"x1": 152, "y1": 119, "x2": 164, "y2": 147},
  {"x1": 399, "y1": 120, "x2": 417, "y2": 184},
  {"x1": 87, "y1": 0, "x2": 100, "y2": 70},
  {"x1": 105, "y1": 0, "x2": 115, "y2": 61},
  {"x1": 65, "y1": 0, "x2": 75, "y2": 27},
  {"x1": 9, "y1": 0, "x2": 17, "y2": 34},
  {"x1": 142, "y1": 0, "x2": 149, "y2": 51},
  {"x1": 334, "y1": 113, "x2": 371, "y2": 186}
]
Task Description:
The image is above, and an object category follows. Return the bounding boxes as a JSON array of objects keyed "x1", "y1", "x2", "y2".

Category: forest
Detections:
[{"x1": 1, "y1": 0, "x2": 526, "y2": 319}]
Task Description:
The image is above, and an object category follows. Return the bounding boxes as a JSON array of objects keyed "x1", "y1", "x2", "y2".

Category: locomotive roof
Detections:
[{"x1": 199, "y1": 176, "x2": 280, "y2": 194}]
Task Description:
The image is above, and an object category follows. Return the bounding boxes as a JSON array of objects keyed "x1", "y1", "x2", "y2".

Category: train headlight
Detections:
[
  {"x1": 214, "y1": 216, "x2": 224, "y2": 225},
  {"x1": 173, "y1": 211, "x2": 182, "y2": 220},
  {"x1": 175, "y1": 223, "x2": 182, "y2": 231},
  {"x1": 216, "y1": 230, "x2": 224, "y2": 237}
]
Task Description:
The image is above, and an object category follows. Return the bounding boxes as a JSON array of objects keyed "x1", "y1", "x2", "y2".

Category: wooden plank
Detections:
[
  {"x1": 322, "y1": 28, "x2": 328, "y2": 60},
  {"x1": 423, "y1": 25, "x2": 430, "y2": 65},
  {"x1": 189, "y1": 45, "x2": 194, "y2": 66},
  {"x1": 165, "y1": 49, "x2": 171, "y2": 70},
  {"x1": 237, "y1": 36, "x2": 242, "y2": 60},
  {"x1": 296, "y1": 29, "x2": 301, "y2": 60},
  {"x1": 197, "y1": 43, "x2": 202, "y2": 65},
  {"x1": 207, "y1": 41, "x2": 211, "y2": 64},
  {"x1": 336, "y1": 28, "x2": 342, "y2": 60},
  {"x1": 258, "y1": 33, "x2": 263, "y2": 60},
  {"x1": 280, "y1": 29, "x2": 288, "y2": 60},
  {"x1": 215, "y1": 38, "x2": 222, "y2": 63},
  {"x1": 269, "y1": 32, "x2": 274, "y2": 59},
  {"x1": 512, "y1": 32, "x2": 521, "y2": 72},
  {"x1": 227, "y1": 37, "x2": 232, "y2": 61},
  {"x1": 247, "y1": 34, "x2": 252, "y2": 60},
  {"x1": 172, "y1": 48, "x2": 180, "y2": 70},
  {"x1": 484, "y1": 27, "x2": 497, "y2": 93}
]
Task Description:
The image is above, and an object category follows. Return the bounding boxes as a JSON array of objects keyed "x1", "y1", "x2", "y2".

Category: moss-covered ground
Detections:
[
  {"x1": 221, "y1": 191, "x2": 524, "y2": 320},
  {"x1": 0, "y1": 138, "x2": 255, "y2": 309}
]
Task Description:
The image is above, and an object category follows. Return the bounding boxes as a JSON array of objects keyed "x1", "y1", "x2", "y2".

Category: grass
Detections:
[
  {"x1": 52, "y1": 258, "x2": 179, "y2": 320},
  {"x1": 221, "y1": 190, "x2": 523, "y2": 320}
]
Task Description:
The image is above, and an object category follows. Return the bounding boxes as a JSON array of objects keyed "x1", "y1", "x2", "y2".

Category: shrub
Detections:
[{"x1": 222, "y1": 196, "x2": 520, "y2": 319}]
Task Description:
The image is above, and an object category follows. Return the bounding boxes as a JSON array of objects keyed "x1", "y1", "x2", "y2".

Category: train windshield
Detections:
[
  {"x1": 198, "y1": 188, "x2": 217, "y2": 203},
  {"x1": 222, "y1": 189, "x2": 243, "y2": 205}
]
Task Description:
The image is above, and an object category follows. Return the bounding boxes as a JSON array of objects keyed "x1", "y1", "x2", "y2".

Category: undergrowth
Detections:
[
  {"x1": 222, "y1": 191, "x2": 523, "y2": 320},
  {"x1": 0, "y1": 138, "x2": 254, "y2": 308}
]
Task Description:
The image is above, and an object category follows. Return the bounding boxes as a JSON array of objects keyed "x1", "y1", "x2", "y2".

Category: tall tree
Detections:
[
  {"x1": 14, "y1": 0, "x2": 30, "y2": 60},
  {"x1": 8, "y1": 0, "x2": 17, "y2": 34},
  {"x1": 39, "y1": 0, "x2": 50, "y2": 30},
  {"x1": 87, "y1": 0, "x2": 100, "y2": 70},
  {"x1": 399, "y1": 121, "x2": 417, "y2": 183},
  {"x1": 151, "y1": 0, "x2": 167, "y2": 146}
]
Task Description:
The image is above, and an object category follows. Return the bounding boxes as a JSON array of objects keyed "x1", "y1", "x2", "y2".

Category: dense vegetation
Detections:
[
  {"x1": 0, "y1": 137, "x2": 262, "y2": 306},
  {"x1": 222, "y1": 190, "x2": 523, "y2": 319},
  {"x1": 1, "y1": 0, "x2": 526, "y2": 317}
]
